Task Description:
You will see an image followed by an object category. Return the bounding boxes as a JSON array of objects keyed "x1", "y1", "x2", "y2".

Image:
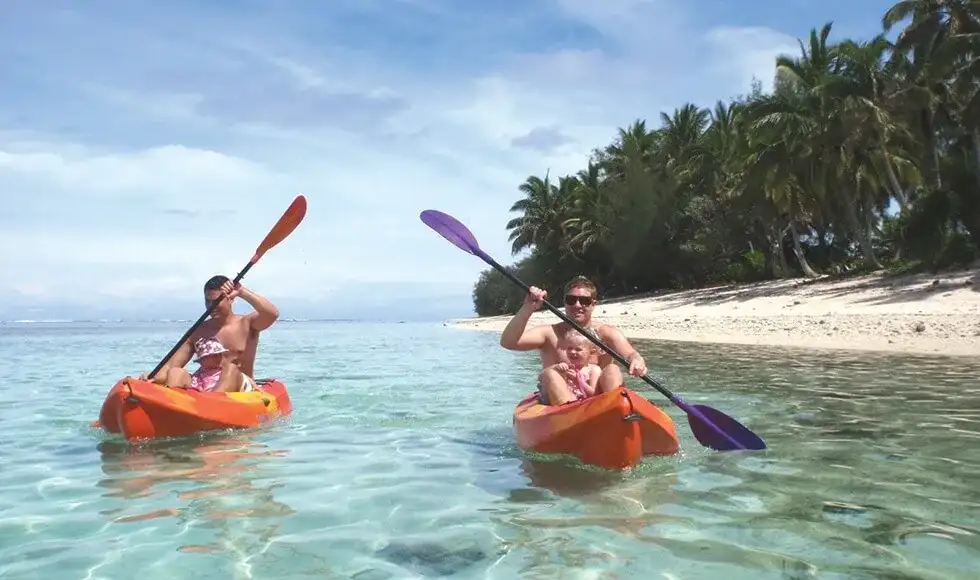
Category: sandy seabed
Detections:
[{"x1": 448, "y1": 268, "x2": 980, "y2": 357}]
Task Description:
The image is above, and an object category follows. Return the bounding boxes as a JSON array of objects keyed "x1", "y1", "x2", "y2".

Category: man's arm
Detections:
[
  {"x1": 149, "y1": 338, "x2": 193, "y2": 383},
  {"x1": 601, "y1": 325, "x2": 647, "y2": 375},
  {"x1": 240, "y1": 286, "x2": 280, "y2": 331},
  {"x1": 499, "y1": 305, "x2": 548, "y2": 351},
  {"x1": 500, "y1": 287, "x2": 550, "y2": 351}
]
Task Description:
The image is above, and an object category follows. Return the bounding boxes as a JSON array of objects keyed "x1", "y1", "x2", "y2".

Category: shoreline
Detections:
[{"x1": 447, "y1": 269, "x2": 980, "y2": 358}]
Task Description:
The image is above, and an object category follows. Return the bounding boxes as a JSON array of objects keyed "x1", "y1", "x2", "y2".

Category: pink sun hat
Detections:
[{"x1": 194, "y1": 337, "x2": 229, "y2": 362}]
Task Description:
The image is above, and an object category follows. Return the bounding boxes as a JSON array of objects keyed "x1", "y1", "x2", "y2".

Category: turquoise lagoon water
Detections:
[{"x1": 0, "y1": 321, "x2": 978, "y2": 579}]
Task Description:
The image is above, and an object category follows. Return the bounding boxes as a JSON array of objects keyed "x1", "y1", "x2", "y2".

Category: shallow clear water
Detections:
[{"x1": 1, "y1": 321, "x2": 978, "y2": 579}]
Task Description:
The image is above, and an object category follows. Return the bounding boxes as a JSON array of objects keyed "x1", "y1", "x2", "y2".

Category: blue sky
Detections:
[{"x1": 0, "y1": 0, "x2": 899, "y2": 321}]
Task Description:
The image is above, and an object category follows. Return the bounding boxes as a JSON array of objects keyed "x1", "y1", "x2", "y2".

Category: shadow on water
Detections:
[
  {"x1": 452, "y1": 425, "x2": 678, "y2": 501},
  {"x1": 95, "y1": 431, "x2": 295, "y2": 555},
  {"x1": 446, "y1": 425, "x2": 622, "y2": 497},
  {"x1": 374, "y1": 540, "x2": 507, "y2": 578},
  {"x1": 516, "y1": 457, "x2": 629, "y2": 499},
  {"x1": 372, "y1": 425, "x2": 683, "y2": 578}
]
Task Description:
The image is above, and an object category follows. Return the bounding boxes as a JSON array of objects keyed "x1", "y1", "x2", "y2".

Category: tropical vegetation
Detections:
[{"x1": 472, "y1": 2, "x2": 980, "y2": 317}]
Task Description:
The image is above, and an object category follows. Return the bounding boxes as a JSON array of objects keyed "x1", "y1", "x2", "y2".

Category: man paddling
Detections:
[
  {"x1": 146, "y1": 275, "x2": 280, "y2": 392},
  {"x1": 499, "y1": 275, "x2": 648, "y2": 405}
]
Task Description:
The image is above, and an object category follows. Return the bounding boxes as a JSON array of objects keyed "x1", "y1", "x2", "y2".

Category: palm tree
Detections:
[
  {"x1": 504, "y1": 172, "x2": 568, "y2": 256},
  {"x1": 828, "y1": 35, "x2": 919, "y2": 212},
  {"x1": 466, "y1": 2, "x2": 980, "y2": 316},
  {"x1": 884, "y1": 0, "x2": 980, "y2": 245},
  {"x1": 563, "y1": 161, "x2": 610, "y2": 258}
]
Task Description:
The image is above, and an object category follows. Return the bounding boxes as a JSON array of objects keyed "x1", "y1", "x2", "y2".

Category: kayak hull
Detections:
[
  {"x1": 512, "y1": 386, "x2": 679, "y2": 470},
  {"x1": 95, "y1": 376, "x2": 292, "y2": 441}
]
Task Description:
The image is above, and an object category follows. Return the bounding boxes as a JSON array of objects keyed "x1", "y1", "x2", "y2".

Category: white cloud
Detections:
[
  {"x1": 1, "y1": 144, "x2": 276, "y2": 202},
  {"x1": 703, "y1": 27, "x2": 800, "y2": 93},
  {"x1": 0, "y1": 0, "x2": 827, "y2": 319}
]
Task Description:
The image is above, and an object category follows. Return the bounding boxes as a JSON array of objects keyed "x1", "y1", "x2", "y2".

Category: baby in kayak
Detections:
[
  {"x1": 185, "y1": 337, "x2": 231, "y2": 392},
  {"x1": 545, "y1": 328, "x2": 602, "y2": 402},
  {"x1": 164, "y1": 337, "x2": 248, "y2": 393}
]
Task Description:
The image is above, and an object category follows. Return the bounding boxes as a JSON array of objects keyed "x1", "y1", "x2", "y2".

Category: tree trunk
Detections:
[
  {"x1": 952, "y1": 129, "x2": 980, "y2": 249},
  {"x1": 843, "y1": 195, "x2": 883, "y2": 268},
  {"x1": 864, "y1": 196, "x2": 884, "y2": 238},
  {"x1": 788, "y1": 221, "x2": 820, "y2": 278},
  {"x1": 880, "y1": 144, "x2": 907, "y2": 213},
  {"x1": 830, "y1": 176, "x2": 883, "y2": 269},
  {"x1": 973, "y1": 130, "x2": 980, "y2": 190},
  {"x1": 777, "y1": 236, "x2": 791, "y2": 278},
  {"x1": 817, "y1": 226, "x2": 831, "y2": 260},
  {"x1": 762, "y1": 221, "x2": 786, "y2": 279},
  {"x1": 921, "y1": 107, "x2": 942, "y2": 191}
]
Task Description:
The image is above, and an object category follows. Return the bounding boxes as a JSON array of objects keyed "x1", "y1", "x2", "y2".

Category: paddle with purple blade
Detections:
[{"x1": 420, "y1": 209, "x2": 766, "y2": 452}]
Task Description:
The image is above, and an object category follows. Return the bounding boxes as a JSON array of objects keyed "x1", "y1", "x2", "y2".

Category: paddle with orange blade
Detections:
[
  {"x1": 420, "y1": 209, "x2": 766, "y2": 452},
  {"x1": 146, "y1": 195, "x2": 308, "y2": 381}
]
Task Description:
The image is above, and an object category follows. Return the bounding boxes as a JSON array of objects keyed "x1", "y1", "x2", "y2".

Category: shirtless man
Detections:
[
  {"x1": 145, "y1": 275, "x2": 280, "y2": 393},
  {"x1": 499, "y1": 275, "x2": 648, "y2": 405}
]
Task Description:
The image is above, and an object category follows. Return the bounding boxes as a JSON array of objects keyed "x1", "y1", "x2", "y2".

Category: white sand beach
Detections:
[{"x1": 449, "y1": 268, "x2": 980, "y2": 357}]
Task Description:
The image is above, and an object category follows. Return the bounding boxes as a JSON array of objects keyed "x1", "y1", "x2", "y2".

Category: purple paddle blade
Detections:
[
  {"x1": 687, "y1": 403, "x2": 767, "y2": 451},
  {"x1": 420, "y1": 210, "x2": 480, "y2": 255}
]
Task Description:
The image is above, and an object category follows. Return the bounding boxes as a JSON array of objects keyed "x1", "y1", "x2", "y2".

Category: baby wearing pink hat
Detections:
[{"x1": 187, "y1": 337, "x2": 230, "y2": 392}]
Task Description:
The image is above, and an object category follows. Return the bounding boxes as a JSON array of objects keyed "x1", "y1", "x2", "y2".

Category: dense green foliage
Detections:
[{"x1": 472, "y1": 2, "x2": 980, "y2": 316}]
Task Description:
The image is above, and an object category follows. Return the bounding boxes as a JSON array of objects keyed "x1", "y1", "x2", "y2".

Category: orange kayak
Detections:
[
  {"x1": 512, "y1": 386, "x2": 679, "y2": 469},
  {"x1": 93, "y1": 376, "x2": 292, "y2": 441}
]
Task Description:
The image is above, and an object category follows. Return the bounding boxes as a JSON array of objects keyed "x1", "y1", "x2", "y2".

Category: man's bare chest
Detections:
[{"x1": 196, "y1": 320, "x2": 248, "y2": 353}]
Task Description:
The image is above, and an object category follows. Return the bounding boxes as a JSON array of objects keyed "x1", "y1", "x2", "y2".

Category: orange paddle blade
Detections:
[{"x1": 251, "y1": 195, "x2": 307, "y2": 263}]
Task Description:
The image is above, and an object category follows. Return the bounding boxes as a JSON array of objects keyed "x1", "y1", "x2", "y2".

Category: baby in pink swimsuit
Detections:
[
  {"x1": 549, "y1": 328, "x2": 602, "y2": 401},
  {"x1": 187, "y1": 337, "x2": 229, "y2": 392}
]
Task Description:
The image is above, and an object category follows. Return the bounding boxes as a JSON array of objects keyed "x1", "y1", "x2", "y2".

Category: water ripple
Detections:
[{"x1": 0, "y1": 322, "x2": 978, "y2": 578}]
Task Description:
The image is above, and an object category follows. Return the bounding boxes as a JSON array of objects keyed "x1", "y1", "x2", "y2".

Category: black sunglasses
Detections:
[
  {"x1": 564, "y1": 294, "x2": 595, "y2": 306},
  {"x1": 206, "y1": 296, "x2": 226, "y2": 308}
]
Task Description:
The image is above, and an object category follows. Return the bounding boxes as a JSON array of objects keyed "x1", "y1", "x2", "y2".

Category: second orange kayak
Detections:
[
  {"x1": 94, "y1": 376, "x2": 292, "y2": 441},
  {"x1": 513, "y1": 386, "x2": 679, "y2": 469}
]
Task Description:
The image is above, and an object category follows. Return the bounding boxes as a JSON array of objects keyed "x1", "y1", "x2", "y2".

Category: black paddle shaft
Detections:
[
  {"x1": 146, "y1": 260, "x2": 256, "y2": 380},
  {"x1": 473, "y1": 248, "x2": 680, "y2": 403}
]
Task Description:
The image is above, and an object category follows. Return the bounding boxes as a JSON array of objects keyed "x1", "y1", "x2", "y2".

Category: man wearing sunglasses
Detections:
[
  {"x1": 143, "y1": 274, "x2": 280, "y2": 392},
  {"x1": 499, "y1": 275, "x2": 648, "y2": 405}
]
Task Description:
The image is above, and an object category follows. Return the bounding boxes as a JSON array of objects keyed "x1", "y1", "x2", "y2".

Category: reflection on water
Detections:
[
  {"x1": 4, "y1": 323, "x2": 980, "y2": 578},
  {"x1": 511, "y1": 457, "x2": 680, "y2": 535},
  {"x1": 517, "y1": 457, "x2": 630, "y2": 500},
  {"x1": 96, "y1": 432, "x2": 294, "y2": 556},
  {"x1": 476, "y1": 339, "x2": 980, "y2": 579}
]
